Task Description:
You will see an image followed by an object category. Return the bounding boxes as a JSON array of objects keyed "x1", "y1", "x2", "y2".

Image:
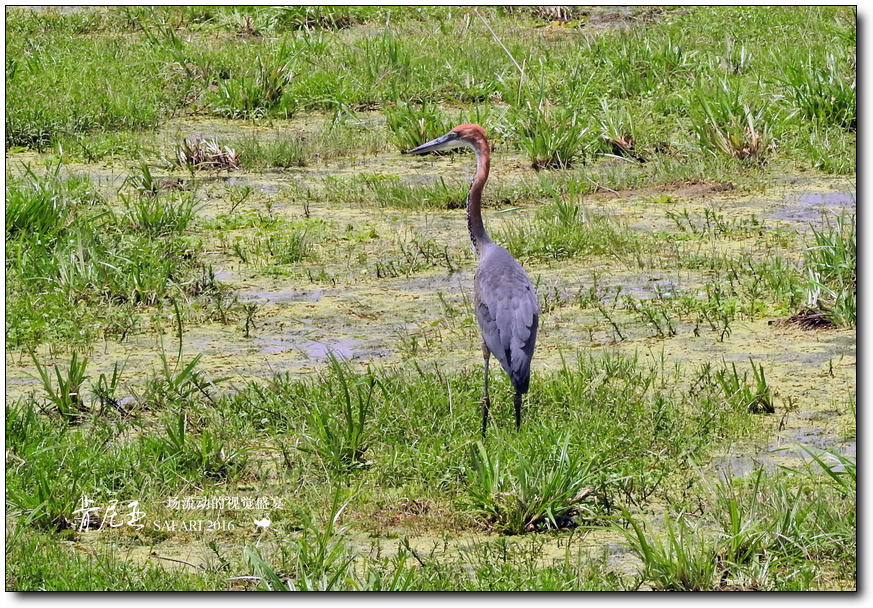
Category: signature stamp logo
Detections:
[{"x1": 72, "y1": 494, "x2": 284, "y2": 533}]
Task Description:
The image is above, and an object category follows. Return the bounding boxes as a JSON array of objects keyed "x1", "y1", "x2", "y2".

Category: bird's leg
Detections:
[
  {"x1": 514, "y1": 392, "x2": 522, "y2": 430},
  {"x1": 481, "y1": 342, "x2": 491, "y2": 437}
]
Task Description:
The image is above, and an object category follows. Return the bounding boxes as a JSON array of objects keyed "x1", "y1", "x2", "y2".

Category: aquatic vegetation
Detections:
[
  {"x1": 172, "y1": 137, "x2": 242, "y2": 170},
  {"x1": 687, "y1": 80, "x2": 774, "y2": 164},
  {"x1": 384, "y1": 99, "x2": 455, "y2": 152},
  {"x1": 800, "y1": 212, "x2": 856, "y2": 327},
  {"x1": 4, "y1": 5, "x2": 854, "y2": 592}
]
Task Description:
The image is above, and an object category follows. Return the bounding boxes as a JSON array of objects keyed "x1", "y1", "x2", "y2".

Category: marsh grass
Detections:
[
  {"x1": 799, "y1": 125, "x2": 855, "y2": 174},
  {"x1": 800, "y1": 212, "x2": 856, "y2": 326},
  {"x1": 596, "y1": 98, "x2": 644, "y2": 161},
  {"x1": 616, "y1": 509, "x2": 720, "y2": 591},
  {"x1": 801, "y1": 446, "x2": 856, "y2": 496},
  {"x1": 6, "y1": 459, "x2": 82, "y2": 532},
  {"x1": 707, "y1": 454, "x2": 855, "y2": 589},
  {"x1": 4, "y1": 346, "x2": 851, "y2": 590},
  {"x1": 688, "y1": 80, "x2": 773, "y2": 164},
  {"x1": 243, "y1": 489, "x2": 357, "y2": 590},
  {"x1": 465, "y1": 435, "x2": 600, "y2": 534},
  {"x1": 779, "y1": 52, "x2": 855, "y2": 131},
  {"x1": 713, "y1": 471, "x2": 773, "y2": 571},
  {"x1": 4, "y1": 407, "x2": 105, "y2": 531},
  {"x1": 5, "y1": 164, "x2": 102, "y2": 239},
  {"x1": 318, "y1": 172, "x2": 469, "y2": 210},
  {"x1": 123, "y1": 163, "x2": 165, "y2": 198},
  {"x1": 91, "y1": 360, "x2": 127, "y2": 412},
  {"x1": 618, "y1": 450, "x2": 856, "y2": 591},
  {"x1": 373, "y1": 232, "x2": 468, "y2": 278},
  {"x1": 206, "y1": 54, "x2": 296, "y2": 120},
  {"x1": 384, "y1": 99, "x2": 455, "y2": 152},
  {"x1": 5, "y1": 6, "x2": 855, "y2": 172},
  {"x1": 496, "y1": 180, "x2": 637, "y2": 262},
  {"x1": 231, "y1": 132, "x2": 307, "y2": 168},
  {"x1": 710, "y1": 358, "x2": 775, "y2": 414},
  {"x1": 5, "y1": 166, "x2": 230, "y2": 347},
  {"x1": 150, "y1": 349, "x2": 212, "y2": 405},
  {"x1": 228, "y1": 229, "x2": 312, "y2": 269},
  {"x1": 299, "y1": 355, "x2": 377, "y2": 472},
  {"x1": 28, "y1": 351, "x2": 90, "y2": 421},
  {"x1": 139, "y1": 410, "x2": 249, "y2": 480},
  {"x1": 6, "y1": 527, "x2": 232, "y2": 590},
  {"x1": 173, "y1": 137, "x2": 242, "y2": 170},
  {"x1": 121, "y1": 191, "x2": 200, "y2": 236},
  {"x1": 511, "y1": 95, "x2": 592, "y2": 169},
  {"x1": 227, "y1": 122, "x2": 386, "y2": 168}
]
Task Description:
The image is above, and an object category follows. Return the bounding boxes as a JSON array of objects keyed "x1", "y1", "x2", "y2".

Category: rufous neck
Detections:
[{"x1": 467, "y1": 146, "x2": 493, "y2": 256}]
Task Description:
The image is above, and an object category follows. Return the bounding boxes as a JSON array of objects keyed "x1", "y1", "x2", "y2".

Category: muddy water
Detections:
[{"x1": 75, "y1": 524, "x2": 644, "y2": 588}]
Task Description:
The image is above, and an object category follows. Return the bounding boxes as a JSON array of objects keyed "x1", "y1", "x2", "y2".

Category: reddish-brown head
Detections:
[{"x1": 450, "y1": 124, "x2": 488, "y2": 152}]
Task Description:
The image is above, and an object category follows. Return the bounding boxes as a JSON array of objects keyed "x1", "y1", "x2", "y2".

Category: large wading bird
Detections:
[{"x1": 406, "y1": 124, "x2": 540, "y2": 436}]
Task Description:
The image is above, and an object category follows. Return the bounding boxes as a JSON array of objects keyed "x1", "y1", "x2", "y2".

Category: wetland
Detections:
[{"x1": 5, "y1": 5, "x2": 856, "y2": 591}]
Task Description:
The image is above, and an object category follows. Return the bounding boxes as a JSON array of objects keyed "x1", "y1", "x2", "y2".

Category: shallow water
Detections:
[
  {"x1": 769, "y1": 190, "x2": 856, "y2": 223},
  {"x1": 257, "y1": 336, "x2": 365, "y2": 360},
  {"x1": 239, "y1": 287, "x2": 326, "y2": 304}
]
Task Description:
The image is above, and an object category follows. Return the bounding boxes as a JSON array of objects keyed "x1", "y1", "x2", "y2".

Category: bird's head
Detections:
[{"x1": 404, "y1": 124, "x2": 488, "y2": 155}]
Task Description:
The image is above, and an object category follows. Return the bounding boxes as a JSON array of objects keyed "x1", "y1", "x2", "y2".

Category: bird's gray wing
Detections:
[{"x1": 474, "y1": 247, "x2": 540, "y2": 392}]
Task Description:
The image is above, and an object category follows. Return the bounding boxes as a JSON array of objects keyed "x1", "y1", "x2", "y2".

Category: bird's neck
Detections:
[{"x1": 467, "y1": 147, "x2": 493, "y2": 256}]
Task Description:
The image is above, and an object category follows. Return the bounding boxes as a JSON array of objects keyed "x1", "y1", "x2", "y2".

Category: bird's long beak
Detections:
[{"x1": 404, "y1": 131, "x2": 459, "y2": 155}]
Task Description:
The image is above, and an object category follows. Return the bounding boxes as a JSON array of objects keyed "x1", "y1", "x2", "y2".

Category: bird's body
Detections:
[
  {"x1": 474, "y1": 243, "x2": 538, "y2": 395},
  {"x1": 406, "y1": 124, "x2": 540, "y2": 435}
]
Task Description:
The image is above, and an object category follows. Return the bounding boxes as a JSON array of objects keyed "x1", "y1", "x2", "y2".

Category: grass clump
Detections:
[
  {"x1": 688, "y1": 80, "x2": 773, "y2": 164},
  {"x1": 384, "y1": 99, "x2": 455, "y2": 152},
  {"x1": 496, "y1": 183, "x2": 637, "y2": 262},
  {"x1": 172, "y1": 137, "x2": 242, "y2": 171},
  {"x1": 465, "y1": 435, "x2": 599, "y2": 534},
  {"x1": 510, "y1": 90, "x2": 591, "y2": 169},
  {"x1": 206, "y1": 55, "x2": 296, "y2": 119},
  {"x1": 5, "y1": 12, "x2": 169, "y2": 149},
  {"x1": 714, "y1": 454, "x2": 855, "y2": 589},
  {"x1": 779, "y1": 52, "x2": 855, "y2": 132},
  {"x1": 595, "y1": 98, "x2": 645, "y2": 161},
  {"x1": 243, "y1": 490, "x2": 357, "y2": 590},
  {"x1": 230, "y1": 132, "x2": 307, "y2": 168},
  {"x1": 28, "y1": 351, "x2": 90, "y2": 422},
  {"x1": 708, "y1": 358, "x2": 775, "y2": 414},
  {"x1": 139, "y1": 410, "x2": 249, "y2": 481},
  {"x1": 798, "y1": 125, "x2": 855, "y2": 174},
  {"x1": 316, "y1": 172, "x2": 469, "y2": 211},
  {"x1": 5, "y1": 164, "x2": 103, "y2": 239},
  {"x1": 613, "y1": 443, "x2": 856, "y2": 591},
  {"x1": 799, "y1": 213, "x2": 855, "y2": 327},
  {"x1": 225, "y1": 228, "x2": 312, "y2": 269},
  {"x1": 5, "y1": 401, "x2": 86, "y2": 531},
  {"x1": 121, "y1": 190, "x2": 200, "y2": 236},
  {"x1": 616, "y1": 509, "x2": 721, "y2": 591},
  {"x1": 5, "y1": 166, "x2": 224, "y2": 348},
  {"x1": 298, "y1": 355, "x2": 377, "y2": 473},
  {"x1": 618, "y1": 453, "x2": 856, "y2": 591},
  {"x1": 6, "y1": 528, "x2": 231, "y2": 590}
]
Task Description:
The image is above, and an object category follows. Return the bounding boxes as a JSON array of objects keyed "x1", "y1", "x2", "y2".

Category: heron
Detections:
[{"x1": 405, "y1": 124, "x2": 540, "y2": 436}]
